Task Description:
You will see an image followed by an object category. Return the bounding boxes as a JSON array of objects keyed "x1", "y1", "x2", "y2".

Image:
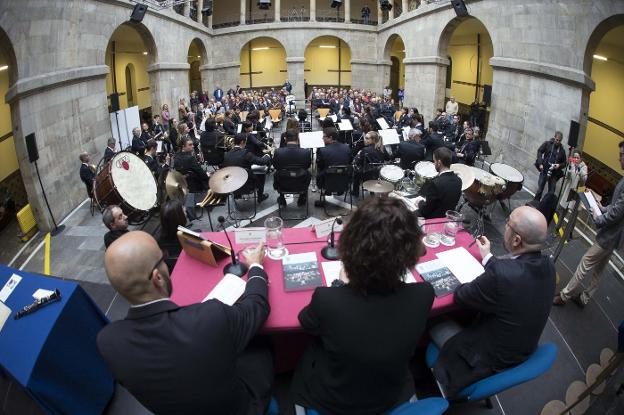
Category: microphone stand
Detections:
[
  {"x1": 321, "y1": 217, "x2": 343, "y2": 260},
  {"x1": 218, "y1": 216, "x2": 248, "y2": 277}
]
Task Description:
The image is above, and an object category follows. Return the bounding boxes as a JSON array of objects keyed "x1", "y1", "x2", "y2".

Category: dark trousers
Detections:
[{"x1": 535, "y1": 172, "x2": 558, "y2": 201}]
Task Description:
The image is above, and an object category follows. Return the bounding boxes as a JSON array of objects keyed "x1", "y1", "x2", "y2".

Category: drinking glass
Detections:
[
  {"x1": 440, "y1": 210, "x2": 462, "y2": 246},
  {"x1": 422, "y1": 223, "x2": 441, "y2": 248},
  {"x1": 265, "y1": 216, "x2": 288, "y2": 259}
]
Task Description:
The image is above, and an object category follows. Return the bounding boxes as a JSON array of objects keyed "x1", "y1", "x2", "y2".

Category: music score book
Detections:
[
  {"x1": 580, "y1": 191, "x2": 602, "y2": 218},
  {"x1": 415, "y1": 260, "x2": 460, "y2": 297},
  {"x1": 282, "y1": 252, "x2": 323, "y2": 292},
  {"x1": 177, "y1": 226, "x2": 231, "y2": 267}
]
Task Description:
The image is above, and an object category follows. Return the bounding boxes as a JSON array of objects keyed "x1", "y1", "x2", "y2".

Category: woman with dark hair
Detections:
[
  {"x1": 291, "y1": 197, "x2": 435, "y2": 415},
  {"x1": 157, "y1": 199, "x2": 188, "y2": 270}
]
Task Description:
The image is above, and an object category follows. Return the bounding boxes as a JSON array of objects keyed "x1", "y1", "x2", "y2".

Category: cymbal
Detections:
[
  {"x1": 450, "y1": 163, "x2": 476, "y2": 191},
  {"x1": 209, "y1": 166, "x2": 248, "y2": 194},
  {"x1": 165, "y1": 170, "x2": 188, "y2": 201},
  {"x1": 363, "y1": 180, "x2": 394, "y2": 194}
]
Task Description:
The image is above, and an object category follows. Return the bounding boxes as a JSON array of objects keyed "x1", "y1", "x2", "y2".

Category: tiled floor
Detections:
[{"x1": 1, "y1": 151, "x2": 623, "y2": 414}]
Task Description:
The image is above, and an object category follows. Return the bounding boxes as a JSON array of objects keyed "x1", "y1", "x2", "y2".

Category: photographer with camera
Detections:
[{"x1": 534, "y1": 131, "x2": 567, "y2": 202}]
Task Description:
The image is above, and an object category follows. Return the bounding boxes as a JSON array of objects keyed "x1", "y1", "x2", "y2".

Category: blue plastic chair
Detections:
[
  {"x1": 305, "y1": 397, "x2": 449, "y2": 415},
  {"x1": 265, "y1": 396, "x2": 279, "y2": 415},
  {"x1": 425, "y1": 342, "x2": 557, "y2": 407}
]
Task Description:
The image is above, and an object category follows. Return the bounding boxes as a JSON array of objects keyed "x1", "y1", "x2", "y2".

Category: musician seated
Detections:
[
  {"x1": 223, "y1": 133, "x2": 272, "y2": 203},
  {"x1": 280, "y1": 118, "x2": 300, "y2": 148},
  {"x1": 200, "y1": 119, "x2": 226, "y2": 166},
  {"x1": 396, "y1": 129, "x2": 425, "y2": 170},
  {"x1": 415, "y1": 147, "x2": 462, "y2": 219},
  {"x1": 173, "y1": 137, "x2": 209, "y2": 193},
  {"x1": 144, "y1": 139, "x2": 170, "y2": 178},
  {"x1": 242, "y1": 121, "x2": 267, "y2": 158},
  {"x1": 422, "y1": 121, "x2": 446, "y2": 162},
  {"x1": 315, "y1": 127, "x2": 352, "y2": 207},
  {"x1": 223, "y1": 111, "x2": 237, "y2": 136},
  {"x1": 157, "y1": 199, "x2": 187, "y2": 270},
  {"x1": 273, "y1": 129, "x2": 312, "y2": 207},
  {"x1": 352, "y1": 131, "x2": 387, "y2": 197},
  {"x1": 445, "y1": 114, "x2": 462, "y2": 143},
  {"x1": 140, "y1": 122, "x2": 152, "y2": 144},
  {"x1": 104, "y1": 138, "x2": 116, "y2": 163},
  {"x1": 455, "y1": 128, "x2": 480, "y2": 167},
  {"x1": 79, "y1": 152, "x2": 95, "y2": 198},
  {"x1": 102, "y1": 205, "x2": 129, "y2": 249}
]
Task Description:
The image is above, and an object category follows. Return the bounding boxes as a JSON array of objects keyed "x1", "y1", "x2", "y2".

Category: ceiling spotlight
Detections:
[
  {"x1": 142, "y1": 51, "x2": 148, "y2": 55},
  {"x1": 380, "y1": 0, "x2": 392, "y2": 11},
  {"x1": 257, "y1": 0, "x2": 271, "y2": 10},
  {"x1": 593, "y1": 55, "x2": 607, "y2": 61},
  {"x1": 0, "y1": 65, "x2": 8, "y2": 71},
  {"x1": 252, "y1": 47, "x2": 270, "y2": 51},
  {"x1": 319, "y1": 45, "x2": 336, "y2": 48}
]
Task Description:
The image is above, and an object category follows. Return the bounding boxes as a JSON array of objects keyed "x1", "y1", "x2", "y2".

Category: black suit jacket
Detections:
[
  {"x1": 132, "y1": 135, "x2": 146, "y2": 155},
  {"x1": 97, "y1": 269, "x2": 270, "y2": 415},
  {"x1": 80, "y1": 163, "x2": 95, "y2": 196},
  {"x1": 173, "y1": 152, "x2": 208, "y2": 192},
  {"x1": 223, "y1": 147, "x2": 271, "y2": 170},
  {"x1": 291, "y1": 283, "x2": 435, "y2": 415},
  {"x1": 422, "y1": 133, "x2": 445, "y2": 161},
  {"x1": 273, "y1": 144, "x2": 312, "y2": 191},
  {"x1": 433, "y1": 253, "x2": 555, "y2": 396},
  {"x1": 104, "y1": 146, "x2": 115, "y2": 163},
  {"x1": 316, "y1": 142, "x2": 351, "y2": 176},
  {"x1": 418, "y1": 171, "x2": 462, "y2": 219},
  {"x1": 397, "y1": 141, "x2": 425, "y2": 170}
]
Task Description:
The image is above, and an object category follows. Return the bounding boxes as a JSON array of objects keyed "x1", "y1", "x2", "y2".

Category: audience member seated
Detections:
[
  {"x1": 157, "y1": 199, "x2": 187, "y2": 270},
  {"x1": 352, "y1": 131, "x2": 387, "y2": 196},
  {"x1": 97, "y1": 233, "x2": 272, "y2": 415},
  {"x1": 291, "y1": 197, "x2": 435, "y2": 415},
  {"x1": 223, "y1": 133, "x2": 272, "y2": 203},
  {"x1": 431, "y1": 206, "x2": 555, "y2": 397},
  {"x1": 102, "y1": 205, "x2": 128, "y2": 249},
  {"x1": 416, "y1": 147, "x2": 462, "y2": 219},
  {"x1": 396, "y1": 129, "x2": 426, "y2": 170},
  {"x1": 455, "y1": 127, "x2": 480, "y2": 166},
  {"x1": 272, "y1": 129, "x2": 311, "y2": 207},
  {"x1": 315, "y1": 127, "x2": 352, "y2": 207},
  {"x1": 173, "y1": 137, "x2": 209, "y2": 193}
]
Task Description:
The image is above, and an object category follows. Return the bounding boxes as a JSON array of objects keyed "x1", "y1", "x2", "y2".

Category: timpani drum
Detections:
[
  {"x1": 413, "y1": 161, "x2": 438, "y2": 188},
  {"x1": 464, "y1": 167, "x2": 506, "y2": 207},
  {"x1": 379, "y1": 165, "x2": 405, "y2": 189},
  {"x1": 95, "y1": 151, "x2": 158, "y2": 223},
  {"x1": 489, "y1": 163, "x2": 524, "y2": 200}
]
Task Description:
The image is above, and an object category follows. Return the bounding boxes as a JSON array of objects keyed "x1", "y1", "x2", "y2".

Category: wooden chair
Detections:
[
  {"x1": 394, "y1": 110, "x2": 402, "y2": 123},
  {"x1": 240, "y1": 111, "x2": 249, "y2": 121},
  {"x1": 317, "y1": 108, "x2": 330, "y2": 121},
  {"x1": 268, "y1": 109, "x2": 282, "y2": 124}
]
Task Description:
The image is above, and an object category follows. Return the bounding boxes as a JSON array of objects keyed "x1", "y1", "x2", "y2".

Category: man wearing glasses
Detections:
[
  {"x1": 554, "y1": 141, "x2": 624, "y2": 308},
  {"x1": 96, "y1": 232, "x2": 273, "y2": 415}
]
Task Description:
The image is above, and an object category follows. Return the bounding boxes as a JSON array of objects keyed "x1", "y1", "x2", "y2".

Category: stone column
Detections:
[
  {"x1": 197, "y1": 0, "x2": 204, "y2": 23},
  {"x1": 402, "y1": 57, "x2": 449, "y2": 123},
  {"x1": 287, "y1": 57, "x2": 306, "y2": 99},
  {"x1": 184, "y1": 2, "x2": 190, "y2": 17},
  {"x1": 402, "y1": 0, "x2": 408, "y2": 16},
  {"x1": 147, "y1": 63, "x2": 191, "y2": 122},
  {"x1": 275, "y1": 0, "x2": 281, "y2": 22},
  {"x1": 240, "y1": 0, "x2": 246, "y2": 25},
  {"x1": 377, "y1": 1, "x2": 383, "y2": 25},
  {"x1": 310, "y1": 0, "x2": 316, "y2": 22},
  {"x1": 345, "y1": 0, "x2": 351, "y2": 23},
  {"x1": 350, "y1": 60, "x2": 383, "y2": 92},
  {"x1": 208, "y1": 15, "x2": 213, "y2": 29}
]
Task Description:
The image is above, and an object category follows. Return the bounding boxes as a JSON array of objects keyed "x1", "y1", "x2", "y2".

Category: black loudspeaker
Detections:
[
  {"x1": 25, "y1": 133, "x2": 39, "y2": 163},
  {"x1": 110, "y1": 93, "x2": 120, "y2": 112},
  {"x1": 568, "y1": 120, "x2": 580, "y2": 148},
  {"x1": 257, "y1": 0, "x2": 271, "y2": 10},
  {"x1": 380, "y1": 0, "x2": 392, "y2": 11},
  {"x1": 451, "y1": 0, "x2": 469, "y2": 17},
  {"x1": 482, "y1": 84, "x2": 492, "y2": 106},
  {"x1": 130, "y1": 4, "x2": 148, "y2": 23},
  {"x1": 331, "y1": 0, "x2": 343, "y2": 8},
  {"x1": 201, "y1": 0, "x2": 213, "y2": 16}
]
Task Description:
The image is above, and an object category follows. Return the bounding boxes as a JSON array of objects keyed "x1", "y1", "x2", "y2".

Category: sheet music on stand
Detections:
[
  {"x1": 338, "y1": 119, "x2": 353, "y2": 131},
  {"x1": 156, "y1": 141, "x2": 163, "y2": 153},
  {"x1": 299, "y1": 131, "x2": 325, "y2": 149},
  {"x1": 376, "y1": 117, "x2": 391, "y2": 130},
  {"x1": 237, "y1": 124, "x2": 243, "y2": 134},
  {"x1": 402, "y1": 126, "x2": 410, "y2": 141},
  {"x1": 329, "y1": 114, "x2": 338, "y2": 123},
  {"x1": 378, "y1": 128, "x2": 400, "y2": 145},
  {"x1": 580, "y1": 191, "x2": 603, "y2": 218}
]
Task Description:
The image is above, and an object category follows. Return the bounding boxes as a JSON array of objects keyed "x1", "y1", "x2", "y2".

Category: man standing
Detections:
[
  {"x1": 554, "y1": 141, "x2": 624, "y2": 308},
  {"x1": 214, "y1": 86, "x2": 224, "y2": 102},
  {"x1": 534, "y1": 132, "x2": 567, "y2": 201},
  {"x1": 416, "y1": 147, "x2": 462, "y2": 219},
  {"x1": 79, "y1": 152, "x2": 95, "y2": 198},
  {"x1": 445, "y1": 97, "x2": 459, "y2": 116},
  {"x1": 102, "y1": 205, "x2": 128, "y2": 249},
  {"x1": 361, "y1": 5, "x2": 371, "y2": 24},
  {"x1": 432, "y1": 206, "x2": 555, "y2": 397},
  {"x1": 104, "y1": 138, "x2": 116, "y2": 163},
  {"x1": 97, "y1": 232, "x2": 273, "y2": 415}
]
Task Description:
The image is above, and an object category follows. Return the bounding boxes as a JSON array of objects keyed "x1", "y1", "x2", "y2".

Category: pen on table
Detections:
[{"x1": 469, "y1": 235, "x2": 481, "y2": 248}]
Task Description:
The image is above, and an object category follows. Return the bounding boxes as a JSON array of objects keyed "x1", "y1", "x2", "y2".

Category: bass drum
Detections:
[
  {"x1": 95, "y1": 151, "x2": 158, "y2": 224},
  {"x1": 489, "y1": 163, "x2": 524, "y2": 200}
]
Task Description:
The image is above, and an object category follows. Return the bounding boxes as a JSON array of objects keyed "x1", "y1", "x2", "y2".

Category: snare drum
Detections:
[
  {"x1": 380, "y1": 165, "x2": 405, "y2": 189},
  {"x1": 413, "y1": 161, "x2": 438, "y2": 187},
  {"x1": 489, "y1": 163, "x2": 524, "y2": 200},
  {"x1": 95, "y1": 151, "x2": 158, "y2": 222},
  {"x1": 464, "y1": 167, "x2": 506, "y2": 207}
]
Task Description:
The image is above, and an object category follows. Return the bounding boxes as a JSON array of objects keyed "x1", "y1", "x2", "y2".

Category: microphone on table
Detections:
[
  {"x1": 218, "y1": 216, "x2": 248, "y2": 277},
  {"x1": 321, "y1": 217, "x2": 343, "y2": 261}
]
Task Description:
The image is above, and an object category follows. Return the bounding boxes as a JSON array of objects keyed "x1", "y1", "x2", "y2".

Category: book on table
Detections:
[
  {"x1": 415, "y1": 259, "x2": 460, "y2": 297},
  {"x1": 282, "y1": 252, "x2": 324, "y2": 292}
]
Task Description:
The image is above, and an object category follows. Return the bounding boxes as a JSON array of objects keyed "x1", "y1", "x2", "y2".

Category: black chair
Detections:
[
  {"x1": 227, "y1": 174, "x2": 257, "y2": 225},
  {"x1": 318, "y1": 165, "x2": 353, "y2": 216},
  {"x1": 275, "y1": 167, "x2": 311, "y2": 220},
  {"x1": 202, "y1": 146, "x2": 224, "y2": 171}
]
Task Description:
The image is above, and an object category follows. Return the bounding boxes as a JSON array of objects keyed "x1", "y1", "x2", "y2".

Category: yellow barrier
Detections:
[
  {"x1": 16, "y1": 204, "x2": 38, "y2": 242},
  {"x1": 44, "y1": 233, "x2": 51, "y2": 275}
]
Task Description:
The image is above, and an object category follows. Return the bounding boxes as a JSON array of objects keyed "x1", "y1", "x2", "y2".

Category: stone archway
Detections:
[
  {"x1": 239, "y1": 37, "x2": 287, "y2": 89},
  {"x1": 304, "y1": 36, "x2": 352, "y2": 88},
  {"x1": 188, "y1": 38, "x2": 208, "y2": 94},
  {"x1": 383, "y1": 34, "x2": 406, "y2": 102}
]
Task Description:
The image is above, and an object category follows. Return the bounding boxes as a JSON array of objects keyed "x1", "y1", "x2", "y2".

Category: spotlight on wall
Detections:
[
  {"x1": 0, "y1": 65, "x2": 8, "y2": 71},
  {"x1": 593, "y1": 54, "x2": 608, "y2": 61},
  {"x1": 201, "y1": 0, "x2": 213, "y2": 16},
  {"x1": 319, "y1": 45, "x2": 337, "y2": 48},
  {"x1": 129, "y1": 3, "x2": 148, "y2": 23},
  {"x1": 257, "y1": 0, "x2": 271, "y2": 10},
  {"x1": 379, "y1": 0, "x2": 392, "y2": 11},
  {"x1": 331, "y1": 0, "x2": 343, "y2": 8},
  {"x1": 252, "y1": 47, "x2": 270, "y2": 51},
  {"x1": 142, "y1": 51, "x2": 148, "y2": 55}
]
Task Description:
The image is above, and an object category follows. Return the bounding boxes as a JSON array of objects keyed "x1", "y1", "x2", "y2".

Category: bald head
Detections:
[
  {"x1": 507, "y1": 206, "x2": 547, "y2": 251},
  {"x1": 105, "y1": 231, "x2": 170, "y2": 304}
]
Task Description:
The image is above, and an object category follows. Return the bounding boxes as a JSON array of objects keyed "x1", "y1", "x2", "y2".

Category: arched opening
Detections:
[
  {"x1": 239, "y1": 37, "x2": 287, "y2": 90},
  {"x1": 0, "y1": 26, "x2": 29, "y2": 233},
  {"x1": 304, "y1": 36, "x2": 351, "y2": 88},
  {"x1": 188, "y1": 38, "x2": 207, "y2": 94},
  {"x1": 105, "y1": 22, "x2": 157, "y2": 113},
  {"x1": 582, "y1": 16, "x2": 624, "y2": 187},
  {"x1": 384, "y1": 35, "x2": 405, "y2": 102},
  {"x1": 439, "y1": 17, "x2": 494, "y2": 131}
]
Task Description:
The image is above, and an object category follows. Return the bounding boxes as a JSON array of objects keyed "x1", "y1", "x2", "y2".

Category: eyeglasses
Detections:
[{"x1": 148, "y1": 253, "x2": 165, "y2": 280}]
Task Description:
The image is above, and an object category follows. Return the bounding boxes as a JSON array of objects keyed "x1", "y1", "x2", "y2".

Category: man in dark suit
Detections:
[
  {"x1": 315, "y1": 127, "x2": 351, "y2": 207},
  {"x1": 173, "y1": 137, "x2": 209, "y2": 193},
  {"x1": 455, "y1": 127, "x2": 480, "y2": 166},
  {"x1": 144, "y1": 139, "x2": 169, "y2": 179},
  {"x1": 422, "y1": 121, "x2": 446, "y2": 161},
  {"x1": 416, "y1": 147, "x2": 462, "y2": 219},
  {"x1": 396, "y1": 129, "x2": 425, "y2": 170},
  {"x1": 97, "y1": 232, "x2": 272, "y2": 415},
  {"x1": 223, "y1": 134, "x2": 272, "y2": 203},
  {"x1": 432, "y1": 206, "x2": 555, "y2": 397},
  {"x1": 273, "y1": 129, "x2": 312, "y2": 207},
  {"x1": 534, "y1": 131, "x2": 567, "y2": 201},
  {"x1": 131, "y1": 127, "x2": 146, "y2": 157},
  {"x1": 104, "y1": 138, "x2": 116, "y2": 163},
  {"x1": 79, "y1": 152, "x2": 95, "y2": 198}
]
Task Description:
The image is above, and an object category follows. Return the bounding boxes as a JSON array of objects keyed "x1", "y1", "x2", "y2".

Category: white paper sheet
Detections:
[
  {"x1": 338, "y1": 120, "x2": 353, "y2": 131},
  {"x1": 321, "y1": 261, "x2": 343, "y2": 286},
  {"x1": 403, "y1": 269, "x2": 417, "y2": 284},
  {"x1": 299, "y1": 131, "x2": 325, "y2": 149},
  {"x1": 379, "y1": 129, "x2": 400, "y2": 145},
  {"x1": 0, "y1": 302, "x2": 10, "y2": 332},
  {"x1": 584, "y1": 191, "x2": 602, "y2": 216},
  {"x1": 376, "y1": 117, "x2": 390, "y2": 130},
  {"x1": 314, "y1": 217, "x2": 344, "y2": 238},
  {"x1": 203, "y1": 274, "x2": 247, "y2": 306},
  {"x1": 436, "y1": 247, "x2": 484, "y2": 284},
  {"x1": 282, "y1": 252, "x2": 318, "y2": 265},
  {"x1": 402, "y1": 126, "x2": 410, "y2": 141},
  {"x1": 0, "y1": 274, "x2": 22, "y2": 303},
  {"x1": 237, "y1": 124, "x2": 243, "y2": 134},
  {"x1": 156, "y1": 140, "x2": 163, "y2": 153},
  {"x1": 329, "y1": 115, "x2": 338, "y2": 122}
]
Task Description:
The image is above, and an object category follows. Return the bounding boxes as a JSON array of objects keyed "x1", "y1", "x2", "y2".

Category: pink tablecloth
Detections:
[{"x1": 170, "y1": 221, "x2": 481, "y2": 332}]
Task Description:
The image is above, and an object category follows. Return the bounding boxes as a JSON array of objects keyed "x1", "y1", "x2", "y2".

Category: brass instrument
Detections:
[{"x1": 89, "y1": 164, "x2": 97, "y2": 174}]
